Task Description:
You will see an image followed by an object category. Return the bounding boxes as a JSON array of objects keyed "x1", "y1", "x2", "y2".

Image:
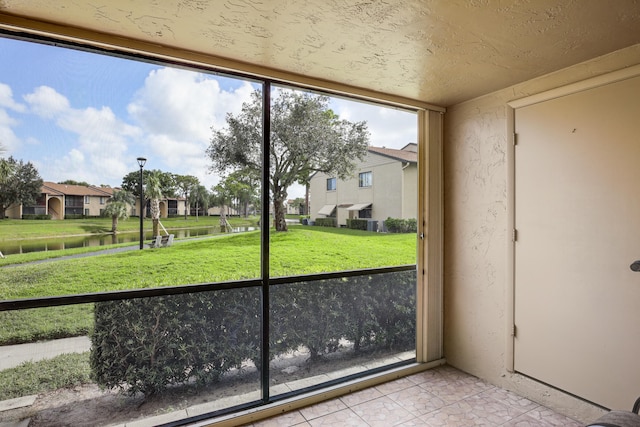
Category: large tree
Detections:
[
  {"x1": 0, "y1": 157, "x2": 43, "y2": 219},
  {"x1": 220, "y1": 170, "x2": 259, "y2": 218},
  {"x1": 58, "y1": 179, "x2": 91, "y2": 187},
  {"x1": 207, "y1": 90, "x2": 369, "y2": 231},
  {"x1": 173, "y1": 174, "x2": 199, "y2": 220},
  {"x1": 103, "y1": 190, "x2": 135, "y2": 233},
  {"x1": 0, "y1": 144, "x2": 12, "y2": 182},
  {"x1": 121, "y1": 169, "x2": 176, "y2": 199}
]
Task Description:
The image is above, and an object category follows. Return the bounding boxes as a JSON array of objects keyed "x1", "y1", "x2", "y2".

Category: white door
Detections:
[{"x1": 514, "y1": 75, "x2": 640, "y2": 410}]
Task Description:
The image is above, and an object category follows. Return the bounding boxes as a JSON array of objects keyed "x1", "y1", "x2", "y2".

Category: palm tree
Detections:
[
  {"x1": 103, "y1": 190, "x2": 135, "y2": 233},
  {"x1": 188, "y1": 185, "x2": 210, "y2": 221},
  {"x1": 145, "y1": 170, "x2": 164, "y2": 237}
]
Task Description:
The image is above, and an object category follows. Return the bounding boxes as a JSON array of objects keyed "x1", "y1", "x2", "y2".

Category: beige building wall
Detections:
[
  {"x1": 443, "y1": 43, "x2": 640, "y2": 422},
  {"x1": 5, "y1": 204, "x2": 22, "y2": 219},
  {"x1": 309, "y1": 151, "x2": 415, "y2": 227},
  {"x1": 85, "y1": 196, "x2": 108, "y2": 216},
  {"x1": 401, "y1": 164, "x2": 417, "y2": 219}
]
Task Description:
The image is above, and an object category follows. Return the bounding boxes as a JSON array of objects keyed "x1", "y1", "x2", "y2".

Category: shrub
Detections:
[
  {"x1": 21, "y1": 214, "x2": 51, "y2": 220},
  {"x1": 91, "y1": 289, "x2": 260, "y2": 396},
  {"x1": 272, "y1": 280, "x2": 348, "y2": 361},
  {"x1": 314, "y1": 217, "x2": 336, "y2": 227},
  {"x1": 384, "y1": 217, "x2": 417, "y2": 233},
  {"x1": 346, "y1": 218, "x2": 367, "y2": 230},
  {"x1": 91, "y1": 272, "x2": 416, "y2": 396},
  {"x1": 64, "y1": 214, "x2": 84, "y2": 220}
]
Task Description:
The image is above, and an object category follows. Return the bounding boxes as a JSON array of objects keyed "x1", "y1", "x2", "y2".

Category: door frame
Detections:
[{"x1": 505, "y1": 63, "x2": 640, "y2": 373}]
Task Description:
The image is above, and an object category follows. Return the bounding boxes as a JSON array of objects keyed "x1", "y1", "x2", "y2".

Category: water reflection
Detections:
[{"x1": 0, "y1": 226, "x2": 256, "y2": 255}]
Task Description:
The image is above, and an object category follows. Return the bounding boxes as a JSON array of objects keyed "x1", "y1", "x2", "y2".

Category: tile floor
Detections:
[{"x1": 244, "y1": 365, "x2": 583, "y2": 426}]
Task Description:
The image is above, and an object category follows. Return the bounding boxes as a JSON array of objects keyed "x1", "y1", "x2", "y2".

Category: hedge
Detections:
[
  {"x1": 91, "y1": 270, "x2": 415, "y2": 395},
  {"x1": 314, "y1": 217, "x2": 336, "y2": 227},
  {"x1": 21, "y1": 214, "x2": 51, "y2": 220},
  {"x1": 91, "y1": 288, "x2": 261, "y2": 396},
  {"x1": 64, "y1": 214, "x2": 85, "y2": 220},
  {"x1": 384, "y1": 217, "x2": 417, "y2": 233},
  {"x1": 346, "y1": 218, "x2": 367, "y2": 230}
]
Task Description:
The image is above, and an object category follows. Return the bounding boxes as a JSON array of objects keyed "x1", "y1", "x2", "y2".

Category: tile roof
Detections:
[
  {"x1": 367, "y1": 144, "x2": 417, "y2": 163},
  {"x1": 41, "y1": 182, "x2": 115, "y2": 197}
]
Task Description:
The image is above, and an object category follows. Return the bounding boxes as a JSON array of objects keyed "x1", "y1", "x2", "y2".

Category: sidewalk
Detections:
[
  {"x1": 0, "y1": 336, "x2": 91, "y2": 370},
  {"x1": 0, "y1": 245, "x2": 141, "y2": 268}
]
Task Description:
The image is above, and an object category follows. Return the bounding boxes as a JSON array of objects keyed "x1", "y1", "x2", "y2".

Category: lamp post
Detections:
[{"x1": 137, "y1": 157, "x2": 146, "y2": 249}]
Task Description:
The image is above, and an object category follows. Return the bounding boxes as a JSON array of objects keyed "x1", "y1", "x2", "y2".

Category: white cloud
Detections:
[
  {"x1": 59, "y1": 107, "x2": 140, "y2": 184},
  {"x1": 0, "y1": 109, "x2": 21, "y2": 154},
  {"x1": 128, "y1": 67, "x2": 254, "y2": 142},
  {"x1": 127, "y1": 67, "x2": 255, "y2": 186},
  {"x1": 22, "y1": 86, "x2": 143, "y2": 185},
  {"x1": 331, "y1": 98, "x2": 417, "y2": 149},
  {"x1": 24, "y1": 85, "x2": 70, "y2": 118},
  {"x1": 0, "y1": 83, "x2": 26, "y2": 113},
  {"x1": 0, "y1": 84, "x2": 26, "y2": 154}
]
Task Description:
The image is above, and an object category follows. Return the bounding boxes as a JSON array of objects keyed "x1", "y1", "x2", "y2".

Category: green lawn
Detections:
[
  {"x1": 0, "y1": 216, "x2": 258, "y2": 240},
  {"x1": 0, "y1": 353, "x2": 91, "y2": 400},
  {"x1": 0, "y1": 226, "x2": 415, "y2": 345}
]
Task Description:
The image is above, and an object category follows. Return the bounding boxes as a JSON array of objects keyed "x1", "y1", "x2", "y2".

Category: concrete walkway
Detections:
[
  {"x1": 0, "y1": 244, "x2": 143, "y2": 268},
  {"x1": 0, "y1": 336, "x2": 91, "y2": 370}
]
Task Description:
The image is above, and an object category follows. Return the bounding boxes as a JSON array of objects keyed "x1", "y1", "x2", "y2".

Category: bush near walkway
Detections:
[
  {"x1": 91, "y1": 271, "x2": 415, "y2": 396},
  {"x1": 91, "y1": 288, "x2": 261, "y2": 396},
  {"x1": 384, "y1": 217, "x2": 417, "y2": 233}
]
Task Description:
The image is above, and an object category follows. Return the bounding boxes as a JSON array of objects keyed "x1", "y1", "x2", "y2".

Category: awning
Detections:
[
  {"x1": 317, "y1": 204, "x2": 336, "y2": 216},
  {"x1": 346, "y1": 203, "x2": 372, "y2": 211}
]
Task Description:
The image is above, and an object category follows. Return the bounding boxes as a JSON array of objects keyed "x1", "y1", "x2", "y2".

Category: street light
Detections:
[{"x1": 137, "y1": 157, "x2": 147, "y2": 250}]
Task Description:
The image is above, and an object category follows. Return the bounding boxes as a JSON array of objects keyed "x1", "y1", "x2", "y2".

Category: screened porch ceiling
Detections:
[{"x1": 1, "y1": 1, "x2": 640, "y2": 107}]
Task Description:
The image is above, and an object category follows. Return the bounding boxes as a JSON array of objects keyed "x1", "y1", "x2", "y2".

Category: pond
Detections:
[{"x1": 0, "y1": 226, "x2": 257, "y2": 255}]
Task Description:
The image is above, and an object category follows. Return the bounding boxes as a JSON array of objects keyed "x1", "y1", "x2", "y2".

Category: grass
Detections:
[
  {"x1": 0, "y1": 227, "x2": 414, "y2": 299},
  {"x1": 0, "y1": 225, "x2": 415, "y2": 400},
  {"x1": 0, "y1": 352, "x2": 92, "y2": 400},
  {"x1": 0, "y1": 226, "x2": 415, "y2": 345}
]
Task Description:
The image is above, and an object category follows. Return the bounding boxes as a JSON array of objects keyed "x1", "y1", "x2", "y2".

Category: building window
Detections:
[
  {"x1": 84, "y1": 195, "x2": 90, "y2": 204},
  {"x1": 326, "y1": 177, "x2": 336, "y2": 191},
  {"x1": 65, "y1": 195, "x2": 84, "y2": 207},
  {"x1": 359, "y1": 208, "x2": 372, "y2": 219},
  {"x1": 99, "y1": 197, "x2": 106, "y2": 205},
  {"x1": 359, "y1": 171, "x2": 372, "y2": 187}
]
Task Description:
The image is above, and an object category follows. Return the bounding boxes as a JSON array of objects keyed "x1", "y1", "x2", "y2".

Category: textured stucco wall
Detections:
[{"x1": 443, "y1": 43, "x2": 640, "y2": 422}]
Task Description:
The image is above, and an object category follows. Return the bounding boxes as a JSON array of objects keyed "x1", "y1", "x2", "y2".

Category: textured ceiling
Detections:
[{"x1": 1, "y1": 0, "x2": 640, "y2": 106}]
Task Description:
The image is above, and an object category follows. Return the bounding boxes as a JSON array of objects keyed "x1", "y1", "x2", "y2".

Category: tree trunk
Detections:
[
  {"x1": 273, "y1": 196, "x2": 288, "y2": 232},
  {"x1": 111, "y1": 216, "x2": 118, "y2": 233},
  {"x1": 220, "y1": 204, "x2": 228, "y2": 232},
  {"x1": 151, "y1": 199, "x2": 160, "y2": 236}
]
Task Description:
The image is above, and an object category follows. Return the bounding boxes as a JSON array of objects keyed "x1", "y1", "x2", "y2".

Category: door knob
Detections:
[{"x1": 630, "y1": 260, "x2": 640, "y2": 271}]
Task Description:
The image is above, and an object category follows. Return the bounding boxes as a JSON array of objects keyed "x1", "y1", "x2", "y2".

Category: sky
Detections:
[{"x1": 0, "y1": 36, "x2": 417, "y2": 199}]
